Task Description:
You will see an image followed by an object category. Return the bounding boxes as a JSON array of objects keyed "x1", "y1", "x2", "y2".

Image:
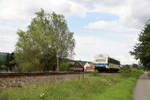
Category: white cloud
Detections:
[
  {"x1": 71, "y1": 0, "x2": 150, "y2": 28},
  {"x1": 0, "y1": 0, "x2": 87, "y2": 20},
  {"x1": 0, "y1": 35, "x2": 17, "y2": 53},
  {"x1": 84, "y1": 20, "x2": 140, "y2": 34},
  {"x1": 0, "y1": 0, "x2": 150, "y2": 26},
  {"x1": 74, "y1": 34, "x2": 138, "y2": 64}
]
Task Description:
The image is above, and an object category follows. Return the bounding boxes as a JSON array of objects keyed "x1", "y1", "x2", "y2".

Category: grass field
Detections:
[{"x1": 0, "y1": 71, "x2": 143, "y2": 100}]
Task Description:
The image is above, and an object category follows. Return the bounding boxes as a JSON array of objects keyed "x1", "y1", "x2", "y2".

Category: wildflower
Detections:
[
  {"x1": 40, "y1": 93, "x2": 45, "y2": 98},
  {"x1": 40, "y1": 89, "x2": 48, "y2": 99}
]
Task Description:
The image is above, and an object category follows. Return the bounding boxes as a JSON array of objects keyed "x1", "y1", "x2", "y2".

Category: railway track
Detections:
[
  {"x1": 0, "y1": 72, "x2": 90, "y2": 88},
  {"x1": 0, "y1": 72, "x2": 118, "y2": 88},
  {"x1": 0, "y1": 72, "x2": 89, "y2": 78}
]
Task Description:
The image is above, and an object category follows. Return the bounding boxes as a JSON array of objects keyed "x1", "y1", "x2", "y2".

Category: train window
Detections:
[{"x1": 96, "y1": 58, "x2": 106, "y2": 62}]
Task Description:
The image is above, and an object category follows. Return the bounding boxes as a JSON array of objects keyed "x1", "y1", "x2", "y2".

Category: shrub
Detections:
[
  {"x1": 1, "y1": 65, "x2": 7, "y2": 69},
  {"x1": 131, "y1": 68, "x2": 143, "y2": 74},
  {"x1": 120, "y1": 66, "x2": 131, "y2": 73},
  {"x1": 13, "y1": 66, "x2": 22, "y2": 72},
  {"x1": 60, "y1": 62, "x2": 72, "y2": 71}
]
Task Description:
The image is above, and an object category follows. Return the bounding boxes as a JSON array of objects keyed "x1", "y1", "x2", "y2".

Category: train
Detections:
[
  {"x1": 94, "y1": 54, "x2": 120, "y2": 72},
  {"x1": 71, "y1": 54, "x2": 120, "y2": 72}
]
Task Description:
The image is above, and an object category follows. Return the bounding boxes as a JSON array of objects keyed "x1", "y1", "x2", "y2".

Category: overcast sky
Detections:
[{"x1": 0, "y1": 0, "x2": 150, "y2": 64}]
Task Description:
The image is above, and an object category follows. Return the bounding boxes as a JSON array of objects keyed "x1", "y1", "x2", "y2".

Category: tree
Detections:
[
  {"x1": 130, "y1": 20, "x2": 150, "y2": 70},
  {"x1": 50, "y1": 12, "x2": 75, "y2": 71},
  {"x1": 132, "y1": 64, "x2": 138, "y2": 68},
  {"x1": 7, "y1": 53, "x2": 16, "y2": 71},
  {"x1": 15, "y1": 9, "x2": 75, "y2": 72}
]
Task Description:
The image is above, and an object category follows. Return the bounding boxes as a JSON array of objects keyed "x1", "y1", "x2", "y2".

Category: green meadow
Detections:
[{"x1": 0, "y1": 70, "x2": 143, "y2": 100}]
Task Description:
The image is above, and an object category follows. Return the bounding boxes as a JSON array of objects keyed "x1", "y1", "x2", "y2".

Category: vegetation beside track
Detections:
[
  {"x1": 0, "y1": 69, "x2": 143, "y2": 100},
  {"x1": 87, "y1": 70, "x2": 143, "y2": 100},
  {"x1": 147, "y1": 72, "x2": 150, "y2": 78}
]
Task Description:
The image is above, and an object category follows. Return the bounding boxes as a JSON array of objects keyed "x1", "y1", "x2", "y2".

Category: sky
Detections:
[{"x1": 0, "y1": 0, "x2": 150, "y2": 64}]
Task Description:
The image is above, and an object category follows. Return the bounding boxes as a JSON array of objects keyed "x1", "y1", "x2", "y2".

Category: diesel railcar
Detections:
[{"x1": 94, "y1": 54, "x2": 120, "y2": 72}]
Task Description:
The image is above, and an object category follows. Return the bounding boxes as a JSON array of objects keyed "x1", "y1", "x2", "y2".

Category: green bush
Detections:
[
  {"x1": 60, "y1": 62, "x2": 72, "y2": 71},
  {"x1": 12, "y1": 66, "x2": 22, "y2": 72},
  {"x1": 1, "y1": 65, "x2": 7, "y2": 69},
  {"x1": 120, "y1": 67, "x2": 143, "y2": 78},
  {"x1": 131, "y1": 68, "x2": 143, "y2": 74},
  {"x1": 120, "y1": 66, "x2": 131, "y2": 73}
]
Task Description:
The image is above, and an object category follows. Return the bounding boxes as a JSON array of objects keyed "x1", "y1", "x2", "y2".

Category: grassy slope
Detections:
[{"x1": 0, "y1": 72, "x2": 142, "y2": 100}]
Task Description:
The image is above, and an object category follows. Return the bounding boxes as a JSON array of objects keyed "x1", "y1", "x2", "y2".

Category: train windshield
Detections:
[{"x1": 95, "y1": 57, "x2": 106, "y2": 62}]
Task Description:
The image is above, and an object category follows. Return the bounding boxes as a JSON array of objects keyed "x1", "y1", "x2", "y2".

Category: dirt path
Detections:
[{"x1": 133, "y1": 73, "x2": 150, "y2": 100}]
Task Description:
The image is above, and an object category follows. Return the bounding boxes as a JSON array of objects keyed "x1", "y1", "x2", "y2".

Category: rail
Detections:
[{"x1": 0, "y1": 72, "x2": 89, "y2": 78}]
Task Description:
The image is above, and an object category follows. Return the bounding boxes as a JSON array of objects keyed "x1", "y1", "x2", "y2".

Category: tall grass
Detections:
[
  {"x1": 0, "y1": 70, "x2": 143, "y2": 100},
  {"x1": 87, "y1": 71, "x2": 143, "y2": 100}
]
